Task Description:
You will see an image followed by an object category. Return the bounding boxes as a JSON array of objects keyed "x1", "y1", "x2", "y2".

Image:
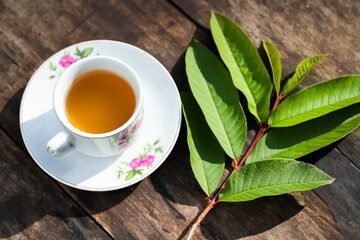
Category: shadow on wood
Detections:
[
  {"x1": 0, "y1": 88, "x2": 133, "y2": 238},
  {"x1": 0, "y1": 92, "x2": 105, "y2": 238},
  {"x1": 0, "y1": 86, "x2": 25, "y2": 145}
]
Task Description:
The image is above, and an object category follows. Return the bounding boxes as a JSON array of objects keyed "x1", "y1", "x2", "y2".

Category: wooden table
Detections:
[{"x1": 1, "y1": 0, "x2": 359, "y2": 239}]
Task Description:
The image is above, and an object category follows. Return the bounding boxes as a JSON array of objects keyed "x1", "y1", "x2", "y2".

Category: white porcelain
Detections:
[
  {"x1": 20, "y1": 40, "x2": 182, "y2": 191},
  {"x1": 47, "y1": 56, "x2": 144, "y2": 157}
]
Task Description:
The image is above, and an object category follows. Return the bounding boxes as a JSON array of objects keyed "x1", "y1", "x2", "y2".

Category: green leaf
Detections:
[
  {"x1": 263, "y1": 41, "x2": 281, "y2": 95},
  {"x1": 210, "y1": 11, "x2": 272, "y2": 123},
  {"x1": 269, "y1": 76, "x2": 360, "y2": 127},
  {"x1": 219, "y1": 158, "x2": 334, "y2": 202},
  {"x1": 247, "y1": 104, "x2": 360, "y2": 163},
  {"x1": 185, "y1": 40, "x2": 247, "y2": 160},
  {"x1": 181, "y1": 92, "x2": 225, "y2": 196},
  {"x1": 281, "y1": 54, "x2": 326, "y2": 96},
  {"x1": 81, "y1": 47, "x2": 93, "y2": 58}
]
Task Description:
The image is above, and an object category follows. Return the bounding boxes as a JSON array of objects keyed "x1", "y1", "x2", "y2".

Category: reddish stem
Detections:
[
  {"x1": 185, "y1": 125, "x2": 269, "y2": 239},
  {"x1": 237, "y1": 125, "x2": 268, "y2": 169},
  {"x1": 186, "y1": 199, "x2": 216, "y2": 240},
  {"x1": 272, "y1": 94, "x2": 284, "y2": 112}
]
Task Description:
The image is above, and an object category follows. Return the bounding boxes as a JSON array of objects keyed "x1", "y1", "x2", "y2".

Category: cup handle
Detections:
[{"x1": 47, "y1": 131, "x2": 74, "y2": 156}]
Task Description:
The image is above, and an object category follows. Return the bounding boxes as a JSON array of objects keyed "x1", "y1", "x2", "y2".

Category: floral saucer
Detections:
[{"x1": 20, "y1": 40, "x2": 182, "y2": 191}]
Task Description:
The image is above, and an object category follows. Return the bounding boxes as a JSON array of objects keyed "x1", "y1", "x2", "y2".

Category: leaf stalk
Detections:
[
  {"x1": 185, "y1": 199, "x2": 216, "y2": 240},
  {"x1": 185, "y1": 124, "x2": 269, "y2": 239},
  {"x1": 272, "y1": 94, "x2": 284, "y2": 112}
]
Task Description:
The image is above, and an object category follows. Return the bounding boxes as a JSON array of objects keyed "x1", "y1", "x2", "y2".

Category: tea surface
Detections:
[{"x1": 65, "y1": 70, "x2": 136, "y2": 134}]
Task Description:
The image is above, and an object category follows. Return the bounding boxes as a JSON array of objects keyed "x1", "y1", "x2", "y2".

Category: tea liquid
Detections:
[{"x1": 65, "y1": 70, "x2": 136, "y2": 134}]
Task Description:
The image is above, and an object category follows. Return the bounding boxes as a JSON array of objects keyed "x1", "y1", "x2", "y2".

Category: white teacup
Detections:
[{"x1": 47, "y1": 56, "x2": 144, "y2": 157}]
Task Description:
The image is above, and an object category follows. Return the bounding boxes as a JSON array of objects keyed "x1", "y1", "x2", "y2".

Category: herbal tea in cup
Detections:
[
  {"x1": 65, "y1": 69, "x2": 136, "y2": 134},
  {"x1": 47, "y1": 56, "x2": 144, "y2": 157}
]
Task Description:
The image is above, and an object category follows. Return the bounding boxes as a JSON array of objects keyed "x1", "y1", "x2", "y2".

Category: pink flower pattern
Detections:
[
  {"x1": 117, "y1": 117, "x2": 144, "y2": 150},
  {"x1": 59, "y1": 54, "x2": 79, "y2": 68},
  {"x1": 129, "y1": 157, "x2": 142, "y2": 169},
  {"x1": 118, "y1": 139, "x2": 127, "y2": 148},
  {"x1": 131, "y1": 117, "x2": 144, "y2": 134},
  {"x1": 48, "y1": 47, "x2": 94, "y2": 80},
  {"x1": 140, "y1": 155, "x2": 155, "y2": 167},
  {"x1": 129, "y1": 155, "x2": 155, "y2": 169},
  {"x1": 117, "y1": 140, "x2": 163, "y2": 181},
  {"x1": 118, "y1": 129, "x2": 129, "y2": 148}
]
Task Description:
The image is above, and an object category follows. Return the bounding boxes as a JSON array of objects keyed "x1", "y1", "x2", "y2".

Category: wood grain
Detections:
[
  {"x1": 314, "y1": 149, "x2": 360, "y2": 239},
  {"x1": 0, "y1": 0, "x2": 359, "y2": 239},
  {"x1": 0, "y1": 128, "x2": 109, "y2": 239},
  {"x1": 172, "y1": 0, "x2": 360, "y2": 82},
  {"x1": 337, "y1": 130, "x2": 360, "y2": 169}
]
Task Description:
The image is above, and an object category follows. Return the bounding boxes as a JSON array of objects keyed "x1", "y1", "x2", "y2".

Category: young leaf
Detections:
[
  {"x1": 247, "y1": 104, "x2": 360, "y2": 163},
  {"x1": 219, "y1": 158, "x2": 334, "y2": 202},
  {"x1": 185, "y1": 40, "x2": 247, "y2": 160},
  {"x1": 210, "y1": 11, "x2": 272, "y2": 123},
  {"x1": 269, "y1": 75, "x2": 360, "y2": 127},
  {"x1": 281, "y1": 54, "x2": 326, "y2": 96},
  {"x1": 181, "y1": 92, "x2": 225, "y2": 196},
  {"x1": 263, "y1": 41, "x2": 281, "y2": 95}
]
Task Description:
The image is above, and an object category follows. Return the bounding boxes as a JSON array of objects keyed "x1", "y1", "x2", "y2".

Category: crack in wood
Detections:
[
  {"x1": 67, "y1": 6, "x2": 101, "y2": 36},
  {"x1": 335, "y1": 147, "x2": 360, "y2": 172},
  {"x1": 0, "y1": 50, "x2": 20, "y2": 67}
]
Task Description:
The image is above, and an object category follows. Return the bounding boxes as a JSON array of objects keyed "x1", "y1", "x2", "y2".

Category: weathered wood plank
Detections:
[
  {"x1": 60, "y1": 0, "x2": 196, "y2": 71},
  {"x1": 314, "y1": 149, "x2": 360, "y2": 239},
  {"x1": 0, "y1": 0, "x2": 356, "y2": 239},
  {"x1": 241, "y1": 192, "x2": 342, "y2": 240},
  {"x1": 171, "y1": 0, "x2": 360, "y2": 84},
  {"x1": 337, "y1": 130, "x2": 360, "y2": 169},
  {"x1": 0, "y1": 128, "x2": 110, "y2": 239},
  {"x1": 0, "y1": 0, "x2": 99, "y2": 110}
]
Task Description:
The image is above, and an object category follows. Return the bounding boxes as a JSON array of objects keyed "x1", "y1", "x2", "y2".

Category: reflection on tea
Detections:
[{"x1": 65, "y1": 70, "x2": 136, "y2": 134}]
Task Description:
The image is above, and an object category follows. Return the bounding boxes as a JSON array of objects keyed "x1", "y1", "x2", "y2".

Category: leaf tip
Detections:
[
  {"x1": 316, "y1": 54, "x2": 328, "y2": 61},
  {"x1": 211, "y1": 10, "x2": 220, "y2": 17},
  {"x1": 191, "y1": 39, "x2": 200, "y2": 44},
  {"x1": 262, "y1": 40, "x2": 270, "y2": 45}
]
